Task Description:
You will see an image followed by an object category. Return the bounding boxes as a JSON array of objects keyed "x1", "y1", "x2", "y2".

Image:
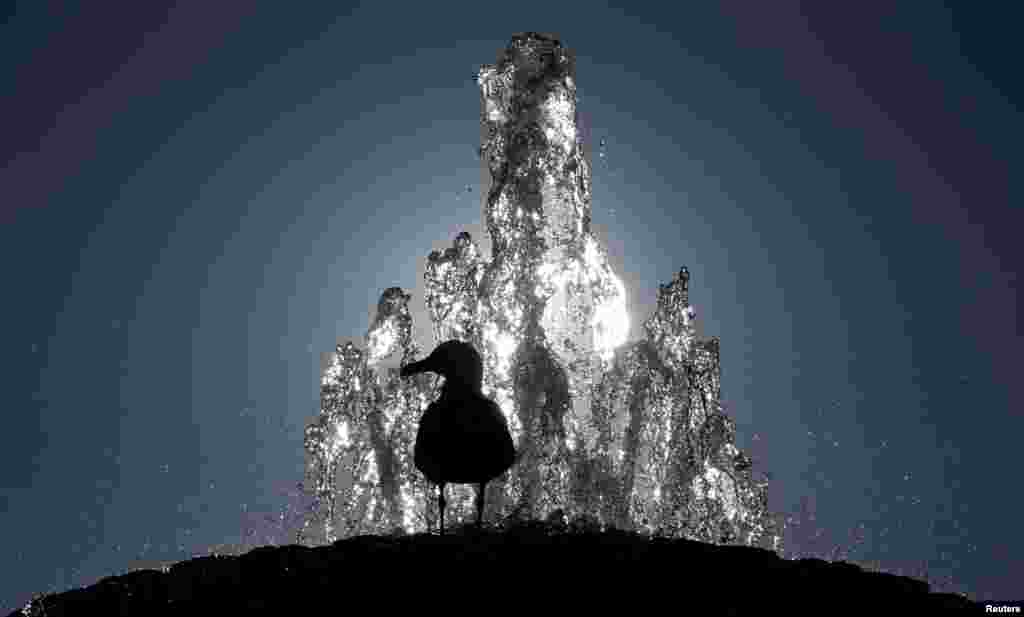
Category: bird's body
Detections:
[
  {"x1": 414, "y1": 385, "x2": 515, "y2": 485},
  {"x1": 401, "y1": 340, "x2": 516, "y2": 533}
]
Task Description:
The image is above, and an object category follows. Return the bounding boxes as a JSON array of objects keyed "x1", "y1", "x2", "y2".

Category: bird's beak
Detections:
[{"x1": 400, "y1": 357, "x2": 432, "y2": 378}]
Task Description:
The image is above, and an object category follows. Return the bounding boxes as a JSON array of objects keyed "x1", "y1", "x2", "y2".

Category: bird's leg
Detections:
[
  {"x1": 437, "y1": 482, "x2": 446, "y2": 535},
  {"x1": 476, "y1": 482, "x2": 486, "y2": 529}
]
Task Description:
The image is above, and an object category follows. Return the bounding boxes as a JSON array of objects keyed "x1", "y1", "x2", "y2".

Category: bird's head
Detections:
[{"x1": 401, "y1": 340, "x2": 484, "y2": 391}]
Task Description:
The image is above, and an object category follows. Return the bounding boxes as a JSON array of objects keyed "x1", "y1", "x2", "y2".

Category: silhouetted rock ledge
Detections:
[{"x1": 10, "y1": 521, "x2": 978, "y2": 615}]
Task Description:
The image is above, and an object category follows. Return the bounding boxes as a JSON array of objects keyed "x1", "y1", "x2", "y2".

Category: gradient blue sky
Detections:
[{"x1": 2, "y1": 1, "x2": 1019, "y2": 609}]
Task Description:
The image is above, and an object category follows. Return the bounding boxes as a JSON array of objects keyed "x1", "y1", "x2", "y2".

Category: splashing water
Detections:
[{"x1": 300, "y1": 33, "x2": 782, "y2": 552}]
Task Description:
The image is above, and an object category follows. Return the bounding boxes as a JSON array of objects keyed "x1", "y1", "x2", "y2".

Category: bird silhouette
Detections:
[{"x1": 401, "y1": 340, "x2": 516, "y2": 534}]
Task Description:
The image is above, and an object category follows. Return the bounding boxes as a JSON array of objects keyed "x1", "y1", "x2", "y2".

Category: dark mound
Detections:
[{"x1": 10, "y1": 520, "x2": 978, "y2": 615}]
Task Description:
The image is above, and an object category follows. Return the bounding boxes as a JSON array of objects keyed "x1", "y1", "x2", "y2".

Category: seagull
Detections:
[{"x1": 401, "y1": 340, "x2": 516, "y2": 534}]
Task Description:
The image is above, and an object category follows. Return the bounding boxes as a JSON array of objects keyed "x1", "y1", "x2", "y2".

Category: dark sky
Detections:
[{"x1": 2, "y1": 0, "x2": 1019, "y2": 609}]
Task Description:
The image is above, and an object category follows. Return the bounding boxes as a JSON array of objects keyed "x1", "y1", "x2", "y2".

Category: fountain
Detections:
[{"x1": 299, "y1": 32, "x2": 781, "y2": 552}]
